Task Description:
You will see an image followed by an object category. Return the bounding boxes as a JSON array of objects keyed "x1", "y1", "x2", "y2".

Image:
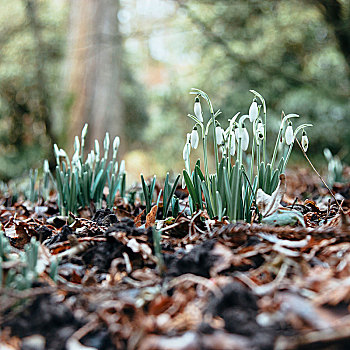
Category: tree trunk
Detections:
[{"x1": 64, "y1": 0, "x2": 124, "y2": 154}]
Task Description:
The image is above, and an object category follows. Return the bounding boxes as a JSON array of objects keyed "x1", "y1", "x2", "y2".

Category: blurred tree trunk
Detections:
[
  {"x1": 313, "y1": 0, "x2": 350, "y2": 74},
  {"x1": 65, "y1": 0, "x2": 124, "y2": 153}
]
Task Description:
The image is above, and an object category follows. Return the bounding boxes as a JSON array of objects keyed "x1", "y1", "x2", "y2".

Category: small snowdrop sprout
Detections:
[
  {"x1": 95, "y1": 140, "x2": 100, "y2": 160},
  {"x1": 113, "y1": 136, "x2": 120, "y2": 159},
  {"x1": 301, "y1": 130, "x2": 309, "y2": 152},
  {"x1": 81, "y1": 123, "x2": 88, "y2": 139},
  {"x1": 285, "y1": 121, "x2": 294, "y2": 145},
  {"x1": 74, "y1": 136, "x2": 80, "y2": 154},
  {"x1": 241, "y1": 124, "x2": 249, "y2": 151},
  {"x1": 215, "y1": 124, "x2": 224, "y2": 145},
  {"x1": 43, "y1": 159, "x2": 49, "y2": 173},
  {"x1": 194, "y1": 96, "x2": 203, "y2": 122},
  {"x1": 190, "y1": 126, "x2": 199, "y2": 149},
  {"x1": 249, "y1": 100, "x2": 259, "y2": 122}
]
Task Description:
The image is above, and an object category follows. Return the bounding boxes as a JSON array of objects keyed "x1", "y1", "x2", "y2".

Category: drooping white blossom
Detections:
[
  {"x1": 215, "y1": 126, "x2": 224, "y2": 145},
  {"x1": 183, "y1": 133, "x2": 191, "y2": 161},
  {"x1": 256, "y1": 121, "x2": 264, "y2": 142},
  {"x1": 194, "y1": 97, "x2": 203, "y2": 122},
  {"x1": 241, "y1": 126, "x2": 249, "y2": 151},
  {"x1": 190, "y1": 127, "x2": 199, "y2": 149},
  {"x1": 249, "y1": 101, "x2": 259, "y2": 122},
  {"x1": 301, "y1": 131, "x2": 309, "y2": 152},
  {"x1": 285, "y1": 123, "x2": 294, "y2": 145}
]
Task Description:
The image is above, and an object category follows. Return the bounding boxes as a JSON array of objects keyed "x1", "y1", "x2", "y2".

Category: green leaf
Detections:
[{"x1": 183, "y1": 169, "x2": 199, "y2": 208}]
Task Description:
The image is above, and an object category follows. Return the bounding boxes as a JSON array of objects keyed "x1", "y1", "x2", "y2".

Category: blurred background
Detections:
[{"x1": 0, "y1": 0, "x2": 349, "y2": 183}]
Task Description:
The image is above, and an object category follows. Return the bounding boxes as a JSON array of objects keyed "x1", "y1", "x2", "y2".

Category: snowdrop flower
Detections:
[
  {"x1": 194, "y1": 96, "x2": 203, "y2": 122},
  {"x1": 234, "y1": 124, "x2": 240, "y2": 139},
  {"x1": 229, "y1": 132, "x2": 236, "y2": 156},
  {"x1": 285, "y1": 122, "x2": 294, "y2": 145},
  {"x1": 215, "y1": 125, "x2": 224, "y2": 145},
  {"x1": 301, "y1": 130, "x2": 309, "y2": 152},
  {"x1": 249, "y1": 100, "x2": 259, "y2": 122},
  {"x1": 183, "y1": 133, "x2": 191, "y2": 161},
  {"x1": 241, "y1": 124, "x2": 249, "y2": 151},
  {"x1": 190, "y1": 126, "x2": 199, "y2": 149},
  {"x1": 256, "y1": 121, "x2": 264, "y2": 142}
]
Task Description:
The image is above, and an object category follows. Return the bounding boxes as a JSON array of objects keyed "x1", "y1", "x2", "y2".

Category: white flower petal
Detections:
[
  {"x1": 285, "y1": 125, "x2": 294, "y2": 145},
  {"x1": 301, "y1": 135, "x2": 309, "y2": 152},
  {"x1": 183, "y1": 142, "x2": 190, "y2": 161},
  {"x1": 215, "y1": 127, "x2": 224, "y2": 145},
  {"x1": 241, "y1": 128, "x2": 249, "y2": 151},
  {"x1": 249, "y1": 101, "x2": 259, "y2": 122},
  {"x1": 194, "y1": 100, "x2": 203, "y2": 122},
  {"x1": 191, "y1": 129, "x2": 199, "y2": 149}
]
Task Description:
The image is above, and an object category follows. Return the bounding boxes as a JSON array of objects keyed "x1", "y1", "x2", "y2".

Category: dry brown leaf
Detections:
[
  {"x1": 145, "y1": 205, "x2": 158, "y2": 228},
  {"x1": 134, "y1": 209, "x2": 145, "y2": 228},
  {"x1": 257, "y1": 174, "x2": 286, "y2": 217}
]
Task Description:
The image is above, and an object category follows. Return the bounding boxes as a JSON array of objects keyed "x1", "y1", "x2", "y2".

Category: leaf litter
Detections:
[{"x1": 1, "y1": 169, "x2": 350, "y2": 349}]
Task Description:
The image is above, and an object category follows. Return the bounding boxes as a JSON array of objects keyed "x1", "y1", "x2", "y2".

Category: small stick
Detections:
[{"x1": 296, "y1": 138, "x2": 345, "y2": 214}]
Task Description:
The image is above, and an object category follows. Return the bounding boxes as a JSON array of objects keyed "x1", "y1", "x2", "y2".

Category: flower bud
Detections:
[
  {"x1": 285, "y1": 122, "x2": 294, "y2": 145},
  {"x1": 241, "y1": 124, "x2": 249, "y2": 151},
  {"x1": 81, "y1": 123, "x2": 88, "y2": 139},
  {"x1": 301, "y1": 130, "x2": 309, "y2": 152},
  {"x1": 190, "y1": 127, "x2": 199, "y2": 149},
  {"x1": 43, "y1": 159, "x2": 49, "y2": 173},
  {"x1": 249, "y1": 100, "x2": 259, "y2": 122},
  {"x1": 183, "y1": 133, "x2": 191, "y2": 161},
  {"x1": 194, "y1": 96, "x2": 203, "y2": 122},
  {"x1": 215, "y1": 126, "x2": 224, "y2": 145}
]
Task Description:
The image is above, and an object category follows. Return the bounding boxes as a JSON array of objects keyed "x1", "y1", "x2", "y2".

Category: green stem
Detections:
[
  {"x1": 212, "y1": 113, "x2": 219, "y2": 174},
  {"x1": 282, "y1": 142, "x2": 294, "y2": 173},
  {"x1": 202, "y1": 128, "x2": 210, "y2": 187},
  {"x1": 271, "y1": 127, "x2": 282, "y2": 168},
  {"x1": 263, "y1": 109, "x2": 267, "y2": 163},
  {"x1": 250, "y1": 123, "x2": 255, "y2": 183}
]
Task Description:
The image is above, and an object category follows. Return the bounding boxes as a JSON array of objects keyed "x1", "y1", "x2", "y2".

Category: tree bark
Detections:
[
  {"x1": 64, "y1": 0, "x2": 124, "y2": 154},
  {"x1": 313, "y1": 0, "x2": 350, "y2": 73}
]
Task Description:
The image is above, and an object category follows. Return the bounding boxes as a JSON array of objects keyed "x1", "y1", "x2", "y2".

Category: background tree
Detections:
[{"x1": 64, "y1": 0, "x2": 124, "y2": 152}]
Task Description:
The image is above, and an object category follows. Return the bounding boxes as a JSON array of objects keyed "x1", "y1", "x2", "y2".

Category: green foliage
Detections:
[
  {"x1": 0, "y1": 232, "x2": 58, "y2": 290},
  {"x1": 141, "y1": 174, "x2": 156, "y2": 214},
  {"x1": 45, "y1": 124, "x2": 126, "y2": 215},
  {"x1": 162, "y1": 173, "x2": 180, "y2": 219},
  {"x1": 141, "y1": 173, "x2": 180, "y2": 218}
]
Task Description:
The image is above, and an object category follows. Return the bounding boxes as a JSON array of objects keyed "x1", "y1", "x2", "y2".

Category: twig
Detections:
[{"x1": 296, "y1": 138, "x2": 345, "y2": 214}]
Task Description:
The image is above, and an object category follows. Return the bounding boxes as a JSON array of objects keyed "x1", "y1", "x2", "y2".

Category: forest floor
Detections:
[{"x1": 1, "y1": 168, "x2": 350, "y2": 350}]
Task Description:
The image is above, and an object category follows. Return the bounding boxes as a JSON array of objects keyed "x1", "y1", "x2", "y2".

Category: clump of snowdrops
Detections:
[
  {"x1": 183, "y1": 88, "x2": 311, "y2": 222},
  {"x1": 43, "y1": 124, "x2": 126, "y2": 215}
]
